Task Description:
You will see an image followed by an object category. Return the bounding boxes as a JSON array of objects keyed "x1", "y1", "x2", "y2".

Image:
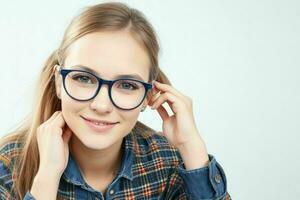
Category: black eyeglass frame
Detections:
[{"x1": 55, "y1": 65, "x2": 153, "y2": 111}]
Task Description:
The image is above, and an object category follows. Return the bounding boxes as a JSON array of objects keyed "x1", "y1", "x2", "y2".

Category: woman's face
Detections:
[{"x1": 55, "y1": 30, "x2": 151, "y2": 150}]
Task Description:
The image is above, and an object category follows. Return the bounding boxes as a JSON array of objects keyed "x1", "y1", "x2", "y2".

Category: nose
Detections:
[{"x1": 89, "y1": 84, "x2": 113, "y2": 114}]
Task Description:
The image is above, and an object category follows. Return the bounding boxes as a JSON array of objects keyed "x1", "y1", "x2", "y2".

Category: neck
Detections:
[{"x1": 69, "y1": 135, "x2": 123, "y2": 179}]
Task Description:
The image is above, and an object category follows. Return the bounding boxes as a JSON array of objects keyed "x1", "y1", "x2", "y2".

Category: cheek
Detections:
[
  {"x1": 60, "y1": 88, "x2": 142, "y2": 137},
  {"x1": 117, "y1": 109, "x2": 141, "y2": 135},
  {"x1": 60, "y1": 86, "x2": 87, "y2": 112},
  {"x1": 61, "y1": 94, "x2": 84, "y2": 127},
  {"x1": 121, "y1": 109, "x2": 140, "y2": 123},
  {"x1": 61, "y1": 94, "x2": 81, "y2": 113}
]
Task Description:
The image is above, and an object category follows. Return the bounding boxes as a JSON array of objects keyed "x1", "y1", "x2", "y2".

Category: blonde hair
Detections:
[{"x1": 0, "y1": 2, "x2": 171, "y2": 199}]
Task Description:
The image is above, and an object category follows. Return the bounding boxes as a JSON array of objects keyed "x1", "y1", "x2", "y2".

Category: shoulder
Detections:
[
  {"x1": 132, "y1": 121, "x2": 184, "y2": 168},
  {"x1": 0, "y1": 134, "x2": 24, "y2": 182},
  {"x1": 0, "y1": 134, "x2": 24, "y2": 200}
]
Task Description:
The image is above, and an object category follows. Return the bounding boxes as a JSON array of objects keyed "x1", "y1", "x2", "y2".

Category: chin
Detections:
[
  {"x1": 79, "y1": 135, "x2": 114, "y2": 150},
  {"x1": 80, "y1": 125, "x2": 124, "y2": 148}
]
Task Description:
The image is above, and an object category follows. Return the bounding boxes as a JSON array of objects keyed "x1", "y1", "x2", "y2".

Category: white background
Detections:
[{"x1": 0, "y1": 0, "x2": 299, "y2": 199}]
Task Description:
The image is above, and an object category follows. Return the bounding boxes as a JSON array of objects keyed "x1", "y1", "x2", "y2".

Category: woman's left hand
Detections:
[{"x1": 148, "y1": 80, "x2": 210, "y2": 169}]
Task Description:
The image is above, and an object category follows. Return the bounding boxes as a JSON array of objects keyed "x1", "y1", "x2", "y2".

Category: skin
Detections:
[
  {"x1": 55, "y1": 30, "x2": 151, "y2": 191},
  {"x1": 31, "y1": 28, "x2": 210, "y2": 199}
]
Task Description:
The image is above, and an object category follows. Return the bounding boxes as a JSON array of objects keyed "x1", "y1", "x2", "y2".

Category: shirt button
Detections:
[
  {"x1": 214, "y1": 174, "x2": 222, "y2": 183},
  {"x1": 109, "y1": 189, "x2": 115, "y2": 195}
]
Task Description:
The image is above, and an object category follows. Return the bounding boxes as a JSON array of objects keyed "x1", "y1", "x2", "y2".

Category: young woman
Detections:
[{"x1": 0, "y1": 2, "x2": 231, "y2": 200}]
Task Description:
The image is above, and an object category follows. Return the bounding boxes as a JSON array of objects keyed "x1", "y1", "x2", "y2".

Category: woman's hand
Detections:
[
  {"x1": 148, "y1": 81, "x2": 209, "y2": 169},
  {"x1": 36, "y1": 111, "x2": 72, "y2": 179}
]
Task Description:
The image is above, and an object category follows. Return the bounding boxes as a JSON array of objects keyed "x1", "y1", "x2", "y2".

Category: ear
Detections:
[{"x1": 54, "y1": 65, "x2": 62, "y2": 99}]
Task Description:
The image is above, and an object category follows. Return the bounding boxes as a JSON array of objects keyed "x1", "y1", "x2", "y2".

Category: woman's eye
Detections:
[
  {"x1": 118, "y1": 81, "x2": 139, "y2": 90},
  {"x1": 72, "y1": 75, "x2": 93, "y2": 84}
]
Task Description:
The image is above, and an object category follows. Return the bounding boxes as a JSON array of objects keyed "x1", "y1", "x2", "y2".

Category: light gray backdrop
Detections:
[{"x1": 0, "y1": 0, "x2": 299, "y2": 199}]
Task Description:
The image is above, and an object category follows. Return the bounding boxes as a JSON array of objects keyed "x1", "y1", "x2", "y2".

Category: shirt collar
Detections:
[
  {"x1": 62, "y1": 131, "x2": 136, "y2": 185},
  {"x1": 117, "y1": 132, "x2": 135, "y2": 180}
]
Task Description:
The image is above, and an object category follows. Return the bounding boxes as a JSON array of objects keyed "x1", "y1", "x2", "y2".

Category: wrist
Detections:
[
  {"x1": 177, "y1": 136, "x2": 209, "y2": 170},
  {"x1": 37, "y1": 163, "x2": 64, "y2": 180},
  {"x1": 34, "y1": 169, "x2": 61, "y2": 184},
  {"x1": 31, "y1": 171, "x2": 60, "y2": 200}
]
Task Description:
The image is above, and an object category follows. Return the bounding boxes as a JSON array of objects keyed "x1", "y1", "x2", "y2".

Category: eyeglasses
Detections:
[{"x1": 56, "y1": 65, "x2": 153, "y2": 110}]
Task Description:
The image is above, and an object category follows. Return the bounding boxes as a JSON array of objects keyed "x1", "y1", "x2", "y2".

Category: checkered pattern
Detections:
[{"x1": 0, "y1": 122, "x2": 231, "y2": 199}]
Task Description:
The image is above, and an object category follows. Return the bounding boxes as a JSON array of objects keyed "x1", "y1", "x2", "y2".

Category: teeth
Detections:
[{"x1": 90, "y1": 120, "x2": 111, "y2": 125}]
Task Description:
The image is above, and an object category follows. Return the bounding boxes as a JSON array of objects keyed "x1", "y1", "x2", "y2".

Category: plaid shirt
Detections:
[{"x1": 0, "y1": 122, "x2": 231, "y2": 200}]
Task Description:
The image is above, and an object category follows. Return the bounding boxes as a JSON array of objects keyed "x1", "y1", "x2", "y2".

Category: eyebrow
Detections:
[{"x1": 70, "y1": 65, "x2": 146, "y2": 82}]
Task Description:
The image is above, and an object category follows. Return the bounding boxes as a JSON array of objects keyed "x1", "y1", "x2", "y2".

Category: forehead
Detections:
[{"x1": 64, "y1": 30, "x2": 151, "y2": 82}]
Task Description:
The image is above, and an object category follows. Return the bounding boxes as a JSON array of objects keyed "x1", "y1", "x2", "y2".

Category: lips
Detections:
[
  {"x1": 81, "y1": 116, "x2": 119, "y2": 125},
  {"x1": 81, "y1": 116, "x2": 119, "y2": 133}
]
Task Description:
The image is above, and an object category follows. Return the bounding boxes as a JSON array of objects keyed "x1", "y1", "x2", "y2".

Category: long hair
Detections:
[{"x1": 0, "y1": 2, "x2": 171, "y2": 199}]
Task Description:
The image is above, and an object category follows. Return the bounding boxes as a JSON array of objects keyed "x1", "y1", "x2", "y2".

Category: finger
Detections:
[
  {"x1": 152, "y1": 84, "x2": 160, "y2": 96},
  {"x1": 44, "y1": 111, "x2": 61, "y2": 124},
  {"x1": 151, "y1": 92, "x2": 178, "y2": 112},
  {"x1": 156, "y1": 104, "x2": 169, "y2": 121},
  {"x1": 153, "y1": 81, "x2": 185, "y2": 99},
  {"x1": 155, "y1": 92, "x2": 186, "y2": 115},
  {"x1": 51, "y1": 112, "x2": 67, "y2": 132},
  {"x1": 62, "y1": 125, "x2": 72, "y2": 144},
  {"x1": 148, "y1": 85, "x2": 161, "y2": 106}
]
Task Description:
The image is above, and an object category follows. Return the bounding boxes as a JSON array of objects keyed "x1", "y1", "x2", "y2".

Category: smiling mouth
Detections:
[
  {"x1": 81, "y1": 116, "x2": 119, "y2": 124},
  {"x1": 81, "y1": 116, "x2": 119, "y2": 133},
  {"x1": 85, "y1": 119, "x2": 116, "y2": 125}
]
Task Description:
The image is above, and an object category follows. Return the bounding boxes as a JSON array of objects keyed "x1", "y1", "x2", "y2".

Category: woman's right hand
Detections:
[{"x1": 36, "y1": 111, "x2": 73, "y2": 179}]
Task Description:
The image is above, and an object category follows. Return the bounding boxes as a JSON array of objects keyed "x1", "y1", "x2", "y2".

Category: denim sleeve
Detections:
[
  {"x1": 177, "y1": 154, "x2": 228, "y2": 200},
  {"x1": 24, "y1": 191, "x2": 36, "y2": 200}
]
